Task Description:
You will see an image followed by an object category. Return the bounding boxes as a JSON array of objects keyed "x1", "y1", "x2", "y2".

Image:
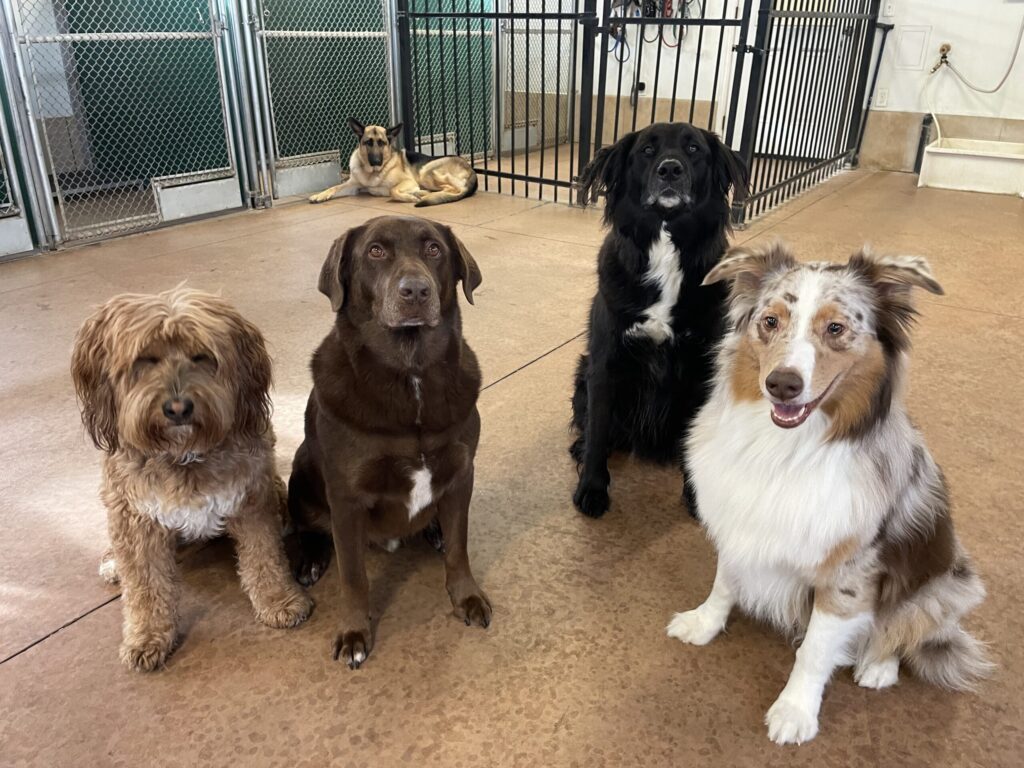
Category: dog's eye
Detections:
[
  {"x1": 642, "y1": 145, "x2": 654, "y2": 156},
  {"x1": 827, "y1": 322, "x2": 846, "y2": 336},
  {"x1": 135, "y1": 355, "x2": 159, "y2": 366},
  {"x1": 762, "y1": 315, "x2": 779, "y2": 331},
  {"x1": 191, "y1": 353, "x2": 212, "y2": 365},
  {"x1": 368, "y1": 244, "x2": 385, "y2": 259},
  {"x1": 686, "y1": 144, "x2": 699, "y2": 154},
  {"x1": 425, "y1": 242, "x2": 441, "y2": 259},
  {"x1": 377, "y1": 140, "x2": 386, "y2": 147}
]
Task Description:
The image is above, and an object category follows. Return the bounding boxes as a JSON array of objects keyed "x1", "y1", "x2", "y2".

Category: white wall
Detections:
[{"x1": 873, "y1": 0, "x2": 1024, "y2": 119}]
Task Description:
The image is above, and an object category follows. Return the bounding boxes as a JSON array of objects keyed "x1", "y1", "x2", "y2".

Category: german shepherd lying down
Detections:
[{"x1": 309, "y1": 118, "x2": 478, "y2": 207}]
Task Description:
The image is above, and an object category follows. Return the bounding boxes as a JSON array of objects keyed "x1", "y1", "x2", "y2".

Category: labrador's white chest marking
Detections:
[
  {"x1": 407, "y1": 375, "x2": 432, "y2": 519},
  {"x1": 626, "y1": 226, "x2": 683, "y2": 344}
]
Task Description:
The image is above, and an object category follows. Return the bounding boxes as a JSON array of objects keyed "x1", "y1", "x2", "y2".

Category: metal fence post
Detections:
[
  {"x1": 591, "y1": 0, "x2": 611, "y2": 156},
  {"x1": 731, "y1": 0, "x2": 771, "y2": 226},
  {"x1": 845, "y1": 0, "x2": 882, "y2": 166},
  {"x1": 395, "y1": 0, "x2": 416, "y2": 151},
  {"x1": 574, "y1": 0, "x2": 597, "y2": 205}
]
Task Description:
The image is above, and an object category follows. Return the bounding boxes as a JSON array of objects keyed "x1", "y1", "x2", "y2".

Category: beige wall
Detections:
[{"x1": 859, "y1": 109, "x2": 1024, "y2": 172}]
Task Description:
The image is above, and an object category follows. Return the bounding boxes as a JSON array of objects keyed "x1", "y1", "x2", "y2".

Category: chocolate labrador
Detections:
[{"x1": 288, "y1": 215, "x2": 490, "y2": 668}]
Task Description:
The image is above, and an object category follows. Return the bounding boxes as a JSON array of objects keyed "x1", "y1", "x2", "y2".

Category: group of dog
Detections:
[{"x1": 70, "y1": 120, "x2": 989, "y2": 746}]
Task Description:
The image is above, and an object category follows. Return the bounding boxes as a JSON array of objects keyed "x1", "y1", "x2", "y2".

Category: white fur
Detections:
[
  {"x1": 407, "y1": 455, "x2": 433, "y2": 520},
  {"x1": 854, "y1": 655, "x2": 900, "y2": 689},
  {"x1": 136, "y1": 484, "x2": 247, "y2": 541},
  {"x1": 626, "y1": 226, "x2": 683, "y2": 344},
  {"x1": 98, "y1": 555, "x2": 119, "y2": 584}
]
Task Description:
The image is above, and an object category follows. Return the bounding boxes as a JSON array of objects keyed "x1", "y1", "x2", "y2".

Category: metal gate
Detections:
[
  {"x1": 396, "y1": 0, "x2": 881, "y2": 222},
  {"x1": 3, "y1": 0, "x2": 244, "y2": 245},
  {"x1": 0, "y1": 95, "x2": 35, "y2": 257},
  {"x1": 736, "y1": 0, "x2": 878, "y2": 223},
  {"x1": 244, "y1": 0, "x2": 394, "y2": 201}
]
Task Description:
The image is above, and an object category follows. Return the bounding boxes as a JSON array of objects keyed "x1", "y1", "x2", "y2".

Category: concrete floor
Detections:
[{"x1": 1, "y1": 171, "x2": 1022, "y2": 767}]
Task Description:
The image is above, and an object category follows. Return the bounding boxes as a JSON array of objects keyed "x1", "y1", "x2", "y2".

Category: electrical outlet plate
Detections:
[
  {"x1": 875, "y1": 87, "x2": 889, "y2": 107},
  {"x1": 883, "y1": 2, "x2": 895, "y2": 17}
]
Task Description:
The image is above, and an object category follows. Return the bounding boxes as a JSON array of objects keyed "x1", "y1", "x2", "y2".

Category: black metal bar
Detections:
[
  {"x1": 575, "y1": 0, "x2": 598, "y2": 204},
  {"x1": 494, "y1": 6, "x2": 503, "y2": 194},
  {"x1": 708, "y1": 0, "x2": 729, "y2": 131},
  {"x1": 539, "y1": 0, "x2": 547, "y2": 200},
  {"x1": 510, "y1": 7, "x2": 517, "y2": 196},
  {"x1": 525, "y1": 4, "x2": 532, "y2": 197},
  {"x1": 448, "y1": 7, "x2": 461, "y2": 157},
  {"x1": 477, "y1": 168, "x2": 574, "y2": 187},
  {"x1": 597, "y1": 17, "x2": 743, "y2": 27},
  {"x1": 463, "y1": 1, "x2": 477, "y2": 179},
  {"x1": 775, "y1": 0, "x2": 815, "y2": 207},
  {"x1": 396, "y1": 0, "x2": 417, "y2": 151},
  {"x1": 769, "y1": 9, "x2": 873, "y2": 20},
  {"x1": 852, "y1": 21, "x2": 893, "y2": 165},
  {"x1": 554, "y1": 4, "x2": 563, "y2": 202},
  {"x1": 761, "y1": 0, "x2": 800, "y2": 211},
  {"x1": 725, "y1": 0, "x2": 756, "y2": 147},
  {"x1": 689, "y1": 1, "x2": 708, "y2": 124},
  {"x1": 745, "y1": 148, "x2": 850, "y2": 202},
  {"x1": 630, "y1": 20, "x2": 643, "y2": 133},
  {"x1": 668, "y1": 11, "x2": 685, "y2": 124},
  {"x1": 409, "y1": 11, "x2": 591, "y2": 20},
  {"x1": 780, "y1": 0, "x2": 820, "y2": 204},
  {"x1": 568, "y1": 1, "x2": 580, "y2": 192},
  {"x1": 592, "y1": 0, "x2": 610, "y2": 152},
  {"x1": 845, "y1": 1, "x2": 882, "y2": 164},
  {"x1": 650, "y1": 13, "x2": 664, "y2": 126},
  {"x1": 748, "y1": 0, "x2": 783, "y2": 217},
  {"x1": 732, "y1": 0, "x2": 772, "y2": 225}
]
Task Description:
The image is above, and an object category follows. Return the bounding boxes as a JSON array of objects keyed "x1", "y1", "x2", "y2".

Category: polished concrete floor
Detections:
[{"x1": 1, "y1": 172, "x2": 1022, "y2": 767}]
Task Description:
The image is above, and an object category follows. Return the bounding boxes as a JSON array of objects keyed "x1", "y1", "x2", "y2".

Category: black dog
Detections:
[{"x1": 570, "y1": 122, "x2": 748, "y2": 519}]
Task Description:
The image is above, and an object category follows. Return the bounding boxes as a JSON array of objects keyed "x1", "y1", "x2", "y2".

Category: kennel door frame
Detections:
[
  {"x1": 244, "y1": 0, "x2": 397, "y2": 202},
  {"x1": 2, "y1": 0, "x2": 247, "y2": 246}
]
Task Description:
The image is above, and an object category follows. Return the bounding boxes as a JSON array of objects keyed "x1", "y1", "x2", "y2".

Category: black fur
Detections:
[{"x1": 570, "y1": 122, "x2": 748, "y2": 519}]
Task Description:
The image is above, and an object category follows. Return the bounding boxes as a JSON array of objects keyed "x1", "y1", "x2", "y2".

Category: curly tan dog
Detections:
[{"x1": 71, "y1": 287, "x2": 312, "y2": 672}]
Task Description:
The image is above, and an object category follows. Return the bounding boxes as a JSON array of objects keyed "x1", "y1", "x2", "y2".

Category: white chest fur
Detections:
[
  {"x1": 687, "y1": 393, "x2": 887, "y2": 627},
  {"x1": 626, "y1": 226, "x2": 684, "y2": 344},
  {"x1": 136, "y1": 483, "x2": 248, "y2": 541},
  {"x1": 407, "y1": 455, "x2": 434, "y2": 520}
]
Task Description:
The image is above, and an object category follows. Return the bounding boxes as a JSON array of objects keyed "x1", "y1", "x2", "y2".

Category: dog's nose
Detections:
[
  {"x1": 765, "y1": 368, "x2": 804, "y2": 402},
  {"x1": 398, "y1": 276, "x2": 431, "y2": 305},
  {"x1": 162, "y1": 397, "x2": 194, "y2": 424},
  {"x1": 657, "y1": 158, "x2": 684, "y2": 180}
]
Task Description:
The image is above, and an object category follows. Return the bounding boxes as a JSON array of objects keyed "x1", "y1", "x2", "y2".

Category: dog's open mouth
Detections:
[
  {"x1": 768, "y1": 377, "x2": 839, "y2": 429},
  {"x1": 643, "y1": 190, "x2": 694, "y2": 211}
]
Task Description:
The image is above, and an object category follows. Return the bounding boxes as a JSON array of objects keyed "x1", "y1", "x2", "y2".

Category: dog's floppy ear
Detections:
[
  {"x1": 703, "y1": 130, "x2": 749, "y2": 203},
  {"x1": 849, "y1": 249, "x2": 943, "y2": 353},
  {"x1": 226, "y1": 311, "x2": 273, "y2": 443},
  {"x1": 704, "y1": 242, "x2": 796, "y2": 326},
  {"x1": 386, "y1": 123, "x2": 403, "y2": 142},
  {"x1": 850, "y1": 250, "x2": 944, "y2": 296},
  {"x1": 318, "y1": 231, "x2": 355, "y2": 312},
  {"x1": 577, "y1": 131, "x2": 638, "y2": 211},
  {"x1": 445, "y1": 229, "x2": 483, "y2": 305},
  {"x1": 347, "y1": 117, "x2": 366, "y2": 137},
  {"x1": 71, "y1": 302, "x2": 121, "y2": 453}
]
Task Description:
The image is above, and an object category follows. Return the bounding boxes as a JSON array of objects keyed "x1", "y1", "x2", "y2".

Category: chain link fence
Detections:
[
  {"x1": 258, "y1": 0, "x2": 391, "y2": 173},
  {"x1": 0, "y1": 141, "x2": 14, "y2": 216},
  {"x1": 10, "y1": 0, "x2": 236, "y2": 241}
]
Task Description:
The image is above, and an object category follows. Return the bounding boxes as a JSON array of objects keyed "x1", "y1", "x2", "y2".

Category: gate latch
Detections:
[{"x1": 733, "y1": 44, "x2": 763, "y2": 55}]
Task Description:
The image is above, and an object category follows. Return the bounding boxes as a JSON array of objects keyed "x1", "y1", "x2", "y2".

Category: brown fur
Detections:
[
  {"x1": 288, "y1": 216, "x2": 490, "y2": 669},
  {"x1": 309, "y1": 118, "x2": 477, "y2": 207},
  {"x1": 71, "y1": 288, "x2": 311, "y2": 671},
  {"x1": 822, "y1": 339, "x2": 888, "y2": 442}
]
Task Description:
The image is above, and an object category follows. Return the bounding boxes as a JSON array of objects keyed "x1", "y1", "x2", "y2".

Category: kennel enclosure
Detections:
[{"x1": 0, "y1": 0, "x2": 883, "y2": 253}]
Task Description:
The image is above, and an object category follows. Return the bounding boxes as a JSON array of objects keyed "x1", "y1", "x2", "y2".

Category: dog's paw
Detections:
[
  {"x1": 119, "y1": 636, "x2": 173, "y2": 672},
  {"x1": 294, "y1": 531, "x2": 332, "y2": 587},
  {"x1": 854, "y1": 656, "x2": 899, "y2": 689},
  {"x1": 454, "y1": 592, "x2": 492, "y2": 629},
  {"x1": 666, "y1": 609, "x2": 723, "y2": 646},
  {"x1": 255, "y1": 590, "x2": 313, "y2": 629},
  {"x1": 765, "y1": 698, "x2": 819, "y2": 745},
  {"x1": 98, "y1": 552, "x2": 119, "y2": 585},
  {"x1": 308, "y1": 191, "x2": 331, "y2": 204},
  {"x1": 332, "y1": 629, "x2": 372, "y2": 669},
  {"x1": 573, "y1": 480, "x2": 610, "y2": 519}
]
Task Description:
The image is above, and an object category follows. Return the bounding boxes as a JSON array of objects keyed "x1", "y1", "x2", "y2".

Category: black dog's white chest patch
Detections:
[{"x1": 625, "y1": 226, "x2": 683, "y2": 344}]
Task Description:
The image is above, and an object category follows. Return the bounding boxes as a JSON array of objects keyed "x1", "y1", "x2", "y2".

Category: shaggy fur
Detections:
[
  {"x1": 569, "y1": 121, "x2": 748, "y2": 519},
  {"x1": 668, "y1": 244, "x2": 990, "y2": 744},
  {"x1": 71, "y1": 287, "x2": 311, "y2": 672}
]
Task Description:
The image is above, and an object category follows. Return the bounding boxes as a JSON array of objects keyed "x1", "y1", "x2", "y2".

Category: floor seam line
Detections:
[
  {"x1": 0, "y1": 594, "x2": 121, "y2": 666},
  {"x1": 481, "y1": 332, "x2": 585, "y2": 392}
]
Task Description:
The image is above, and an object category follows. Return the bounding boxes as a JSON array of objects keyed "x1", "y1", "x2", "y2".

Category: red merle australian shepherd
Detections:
[{"x1": 570, "y1": 122, "x2": 748, "y2": 518}]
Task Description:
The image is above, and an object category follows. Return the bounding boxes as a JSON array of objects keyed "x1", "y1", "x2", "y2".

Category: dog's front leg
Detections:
[
  {"x1": 228, "y1": 482, "x2": 313, "y2": 630},
  {"x1": 765, "y1": 598, "x2": 872, "y2": 745},
  {"x1": 309, "y1": 178, "x2": 360, "y2": 204},
  {"x1": 573, "y1": 355, "x2": 614, "y2": 518},
  {"x1": 436, "y1": 466, "x2": 491, "y2": 629},
  {"x1": 326, "y1": 492, "x2": 373, "y2": 668},
  {"x1": 667, "y1": 558, "x2": 735, "y2": 646},
  {"x1": 108, "y1": 501, "x2": 179, "y2": 672}
]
